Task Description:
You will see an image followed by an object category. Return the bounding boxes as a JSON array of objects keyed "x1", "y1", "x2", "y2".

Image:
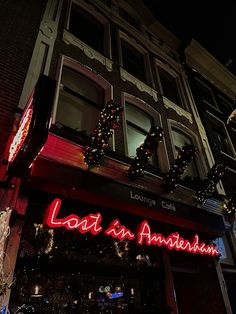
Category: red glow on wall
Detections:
[
  {"x1": 8, "y1": 93, "x2": 34, "y2": 163},
  {"x1": 44, "y1": 198, "x2": 219, "y2": 257}
]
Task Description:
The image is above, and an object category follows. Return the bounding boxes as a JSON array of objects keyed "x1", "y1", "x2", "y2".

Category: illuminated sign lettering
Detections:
[
  {"x1": 6, "y1": 75, "x2": 56, "y2": 177},
  {"x1": 8, "y1": 93, "x2": 34, "y2": 163},
  {"x1": 44, "y1": 198, "x2": 219, "y2": 257}
]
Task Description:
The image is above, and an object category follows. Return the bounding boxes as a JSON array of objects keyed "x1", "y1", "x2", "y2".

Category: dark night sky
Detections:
[{"x1": 144, "y1": 1, "x2": 236, "y2": 76}]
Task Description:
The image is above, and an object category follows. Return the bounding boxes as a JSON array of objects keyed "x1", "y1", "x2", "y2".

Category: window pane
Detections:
[
  {"x1": 127, "y1": 125, "x2": 146, "y2": 157},
  {"x1": 121, "y1": 40, "x2": 146, "y2": 82},
  {"x1": 55, "y1": 67, "x2": 104, "y2": 138},
  {"x1": 126, "y1": 102, "x2": 152, "y2": 132},
  {"x1": 158, "y1": 67, "x2": 181, "y2": 106},
  {"x1": 69, "y1": 4, "x2": 104, "y2": 55},
  {"x1": 195, "y1": 80, "x2": 216, "y2": 107},
  {"x1": 62, "y1": 67, "x2": 104, "y2": 106},
  {"x1": 56, "y1": 90, "x2": 99, "y2": 135},
  {"x1": 172, "y1": 128, "x2": 198, "y2": 179}
]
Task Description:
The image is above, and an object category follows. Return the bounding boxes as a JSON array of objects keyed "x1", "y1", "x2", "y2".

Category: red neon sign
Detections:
[
  {"x1": 44, "y1": 199, "x2": 219, "y2": 257},
  {"x1": 8, "y1": 92, "x2": 34, "y2": 163}
]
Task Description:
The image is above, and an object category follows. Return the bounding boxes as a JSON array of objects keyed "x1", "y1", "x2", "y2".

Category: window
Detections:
[
  {"x1": 121, "y1": 40, "x2": 146, "y2": 83},
  {"x1": 195, "y1": 79, "x2": 218, "y2": 108},
  {"x1": 55, "y1": 66, "x2": 104, "y2": 138},
  {"x1": 217, "y1": 95, "x2": 233, "y2": 116},
  {"x1": 157, "y1": 66, "x2": 184, "y2": 108},
  {"x1": 172, "y1": 128, "x2": 199, "y2": 179},
  {"x1": 125, "y1": 102, "x2": 153, "y2": 158},
  {"x1": 69, "y1": 3, "x2": 105, "y2": 55},
  {"x1": 208, "y1": 115, "x2": 234, "y2": 157}
]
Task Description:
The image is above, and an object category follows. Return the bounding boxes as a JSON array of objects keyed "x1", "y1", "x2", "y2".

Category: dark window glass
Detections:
[
  {"x1": 69, "y1": 4, "x2": 105, "y2": 55},
  {"x1": 195, "y1": 80, "x2": 217, "y2": 108},
  {"x1": 172, "y1": 128, "x2": 199, "y2": 179},
  {"x1": 212, "y1": 126, "x2": 233, "y2": 156},
  {"x1": 217, "y1": 96, "x2": 233, "y2": 116},
  {"x1": 125, "y1": 102, "x2": 158, "y2": 166},
  {"x1": 121, "y1": 40, "x2": 146, "y2": 82},
  {"x1": 158, "y1": 67, "x2": 182, "y2": 107},
  {"x1": 55, "y1": 67, "x2": 104, "y2": 138}
]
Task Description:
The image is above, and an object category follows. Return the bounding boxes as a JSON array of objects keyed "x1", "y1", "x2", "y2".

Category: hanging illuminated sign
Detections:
[
  {"x1": 7, "y1": 75, "x2": 56, "y2": 177},
  {"x1": 44, "y1": 199, "x2": 219, "y2": 257}
]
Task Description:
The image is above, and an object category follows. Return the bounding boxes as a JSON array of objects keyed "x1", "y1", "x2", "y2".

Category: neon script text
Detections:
[{"x1": 44, "y1": 198, "x2": 219, "y2": 257}]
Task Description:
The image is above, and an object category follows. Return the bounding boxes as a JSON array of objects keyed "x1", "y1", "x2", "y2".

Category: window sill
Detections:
[
  {"x1": 163, "y1": 97, "x2": 193, "y2": 124},
  {"x1": 120, "y1": 68, "x2": 158, "y2": 102},
  {"x1": 63, "y1": 30, "x2": 113, "y2": 72}
]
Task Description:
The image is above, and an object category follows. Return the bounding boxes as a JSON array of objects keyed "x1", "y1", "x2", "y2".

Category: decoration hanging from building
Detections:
[
  {"x1": 0, "y1": 208, "x2": 13, "y2": 296},
  {"x1": 223, "y1": 192, "x2": 236, "y2": 217},
  {"x1": 164, "y1": 144, "x2": 198, "y2": 193},
  {"x1": 128, "y1": 126, "x2": 163, "y2": 179},
  {"x1": 83, "y1": 100, "x2": 123, "y2": 167},
  {"x1": 195, "y1": 163, "x2": 226, "y2": 205},
  {"x1": 43, "y1": 198, "x2": 219, "y2": 257}
]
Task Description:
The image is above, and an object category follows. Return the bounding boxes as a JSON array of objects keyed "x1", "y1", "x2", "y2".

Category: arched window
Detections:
[{"x1": 55, "y1": 67, "x2": 104, "y2": 136}]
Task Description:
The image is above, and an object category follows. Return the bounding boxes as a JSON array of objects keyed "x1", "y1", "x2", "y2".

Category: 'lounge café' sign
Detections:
[{"x1": 44, "y1": 199, "x2": 219, "y2": 257}]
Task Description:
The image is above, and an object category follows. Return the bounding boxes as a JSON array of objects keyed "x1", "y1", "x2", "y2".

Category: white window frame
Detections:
[
  {"x1": 52, "y1": 55, "x2": 115, "y2": 149},
  {"x1": 122, "y1": 93, "x2": 169, "y2": 173},
  {"x1": 65, "y1": 0, "x2": 112, "y2": 59},
  {"x1": 168, "y1": 119, "x2": 206, "y2": 179},
  {"x1": 207, "y1": 111, "x2": 236, "y2": 159},
  {"x1": 118, "y1": 31, "x2": 158, "y2": 101}
]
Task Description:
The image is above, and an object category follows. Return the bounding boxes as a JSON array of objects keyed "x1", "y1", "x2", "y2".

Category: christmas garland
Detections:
[
  {"x1": 195, "y1": 163, "x2": 225, "y2": 205},
  {"x1": 128, "y1": 126, "x2": 163, "y2": 179},
  {"x1": 223, "y1": 193, "x2": 236, "y2": 217},
  {"x1": 164, "y1": 144, "x2": 198, "y2": 193},
  {"x1": 83, "y1": 100, "x2": 123, "y2": 167}
]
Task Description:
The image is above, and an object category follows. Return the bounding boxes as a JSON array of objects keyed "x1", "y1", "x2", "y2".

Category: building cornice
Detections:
[{"x1": 185, "y1": 39, "x2": 236, "y2": 99}]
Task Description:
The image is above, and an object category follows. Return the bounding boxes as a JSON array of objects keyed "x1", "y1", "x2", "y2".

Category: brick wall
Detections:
[{"x1": 0, "y1": 0, "x2": 46, "y2": 158}]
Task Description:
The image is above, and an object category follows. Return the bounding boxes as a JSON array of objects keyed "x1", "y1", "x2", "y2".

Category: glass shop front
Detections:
[{"x1": 9, "y1": 190, "x2": 169, "y2": 314}]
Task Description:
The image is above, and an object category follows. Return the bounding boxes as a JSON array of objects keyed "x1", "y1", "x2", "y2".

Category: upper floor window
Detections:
[
  {"x1": 217, "y1": 95, "x2": 234, "y2": 117},
  {"x1": 55, "y1": 66, "x2": 104, "y2": 139},
  {"x1": 172, "y1": 128, "x2": 199, "y2": 179},
  {"x1": 125, "y1": 102, "x2": 153, "y2": 158},
  {"x1": 157, "y1": 64, "x2": 185, "y2": 109},
  {"x1": 68, "y1": 3, "x2": 108, "y2": 56},
  {"x1": 121, "y1": 40, "x2": 146, "y2": 83},
  {"x1": 207, "y1": 114, "x2": 235, "y2": 157},
  {"x1": 195, "y1": 78, "x2": 218, "y2": 109}
]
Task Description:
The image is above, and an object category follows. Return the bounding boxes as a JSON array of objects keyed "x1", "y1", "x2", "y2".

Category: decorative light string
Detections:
[
  {"x1": 223, "y1": 192, "x2": 236, "y2": 217},
  {"x1": 195, "y1": 163, "x2": 225, "y2": 205},
  {"x1": 128, "y1": 126, "x2": 163, "y2": 179},
  {"x1": 164, "y1": 144, "x2": 198, "y2": 193},
  {"x1": 83, "y1": 100, "x2": 123, "y2": 167}
]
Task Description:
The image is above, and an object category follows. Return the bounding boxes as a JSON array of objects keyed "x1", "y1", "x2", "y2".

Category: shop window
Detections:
[
  {"x1": 157, "y1": 66, "x2": 184, "y2": 108},
  {"x1": 9, "y1": 194, "x2": 167, "y2": 314},
  {"x1": 195, "y1": 78, "x2": 218, "y2": 109},
  {"x1": 121, "y1": 40, "x2": 146, "y2": 83},
  {"x1": 214, "y1": 234, "x2": 234, "y2": 265},
  {"x1": 172, "y1": 128, "x2": 199, "y2": 179},
  {"x1": 55, "y1": 66, "x2": 104, "y2": 139},
  {"x1": 125, "y1": 102, "x2": 153, "y2": 158},
  {"x1": 69, "y1": 3, "x2": 107, "y2": 56}
]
